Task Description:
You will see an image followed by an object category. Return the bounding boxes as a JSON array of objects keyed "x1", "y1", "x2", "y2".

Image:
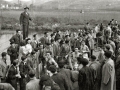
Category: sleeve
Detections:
[
  {"x1": 78, "y1": 70, "x2": 84, "y2": 86},
  {"x1": 7, "y1": 48, "x2": 12, "y2": 56},
  {"x1": 20, "y1": 13, "x2": 23, "y2": 25},
  {"x1": 0, "y1": 65, "x2": 3, "y2": 77},
  {"x1": 9, "y1": 36, "x2": 15, "y2": 43},
  {"x1": 52, "y1": 59, "x2": 58, "y2": 68},
  {"x1": 102, "y1": 64, "x2": 112, "y2": 85}
]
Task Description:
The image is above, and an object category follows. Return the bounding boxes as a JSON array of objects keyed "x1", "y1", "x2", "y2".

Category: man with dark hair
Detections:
[
  {"x1": 10, "y1": 29, "x2": 22, "y2": 47},
  {"x1": 26, "y1": 70, "x2": 40, "y2": 90},
  {"x1": 58, "y1": 60, "x2": 74, "y2": 90},
  {"x1": 89, "y1": 55, "x2": 101, "y2": 90},
  {"x1": 78, "y1": 58, "x2": 94, "y2": 90},
  {"x1": 0, "y1": 52, "x2": 8, "y2": 83},
  {"x1": 60, "y1": 40, "x2": 71, "y2": 57},
  {"x1": 31, "y1": 34, "x2": 38, "y2": 50},
  {"x1": 7, "y1": 60, "x2": 20, "y2": 90},
  {"x1": 40, "y1": 32, "x2": 51, "y2": 47},
  {"x1": 20, "y1": 7, "x2": 32, "y2": 39},
  {"x1": 19, "y1": 55, "x2": 29, "y2": 90},
  {"x1": 100, "y1": 51, "x2": 116, "y2": 90},
  {"x1": 49, "y1": 65, "x2": 69, "y2": 90},
  {"x1": 7, "y1": 41, "x2": 18, "y2": 64}
]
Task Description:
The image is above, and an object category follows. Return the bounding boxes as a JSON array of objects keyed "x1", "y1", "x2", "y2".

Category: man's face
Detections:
[
  {"x1": 24, "y1": 9, "x2": 28, "y2": 12},
  {"x1": 3, "y1": 56, "x2": 6, "y2": 60},
  {"x1": 46, "y1": 53, "x2": 51, "y2": 59},
  {"x1": 27, "y1": 40, "x2": 31, "y2": 44},
  {"x1": 75, "y1": 48, "x2": 78, "y2": 52},
  {"x1": 40, "y1": 45, "x2": 43, "y2": 49},
  {"x1": 11, "y1": 43, "x2": 15, "y2": 47},
  {"x1": 18, "y1": 31, "x2": 21, "y2": 35},
  {"x1": 46, "y1": 33, "x2": 48, "y2": 37}
]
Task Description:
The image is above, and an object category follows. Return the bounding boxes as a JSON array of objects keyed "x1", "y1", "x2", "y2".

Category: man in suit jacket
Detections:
[
  {"x1": 9, "y1": 29, "x2": 22, "y2": 47},
  {"x1": 49, "y1": 65, "x2": 70, "y2": 90},
  {"x1": 58, "y1": 61, "x2": 74, "y2": 90},
  {"x1": 20, "y1": 7, "x2": 32, "y2": 39},
  {"x1": 0, "y1": 52, "x2": 8, "y2": 83},
  {"x1": 7, "y1": 41, "x2": 19, "y2": 64},
  {"x1": 19, "y1": 55, "x2": 29, "y2": 90},
  {"x1": 7, "y1": 60, "x2": 20, "y2": 90}
]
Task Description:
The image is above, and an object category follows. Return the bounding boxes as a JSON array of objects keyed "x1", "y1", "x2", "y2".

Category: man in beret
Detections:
[
  {"x1": 100, "y1": 51, "x2": 116, "y2": 90},
  {"x1": 26, "y1": 70, "x2": 40, "y2": 90},
  {"x1": 78, "y1": 58, "x2": 94, "y2": 90},
  {"x1": 20, "y1": 7, "x2": 32, "y2": 39},
  {"x1": 0, "y1": 52, "x2": 8, "y2": 83}
]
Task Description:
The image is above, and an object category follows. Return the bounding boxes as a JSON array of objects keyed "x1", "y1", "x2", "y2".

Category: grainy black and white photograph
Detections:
[{"x1": 0, "y1": 0, "x2": 119, "y2": 90}]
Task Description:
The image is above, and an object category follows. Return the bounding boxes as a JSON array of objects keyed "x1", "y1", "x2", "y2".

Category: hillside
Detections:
[{"x1": 36, "y1": 0, "x2": 120, "y2": 10}]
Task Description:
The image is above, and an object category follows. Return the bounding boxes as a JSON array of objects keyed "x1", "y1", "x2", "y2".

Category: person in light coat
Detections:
[
  {"x1": 26, "y1": 70, "x2": 40, "y2": 90},
  {"x1": 100, "y1": 51, "x2": 116, "y2": 90}
]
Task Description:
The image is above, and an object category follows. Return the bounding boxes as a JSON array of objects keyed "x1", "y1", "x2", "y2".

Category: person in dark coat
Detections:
[
  {"x1": 49, "y1": 65, "x2": 70, "y2": 90},
  {"x1": 55, "y1": 30, "x2": 61, "y2": 41},
  {"x1": 89, "y1": 55, "x2": 101, "y2": 90},
  {"x1": 7, "y1": 60, "x2": 20, "y2": 90},
  {"x1": 58, "y1": 60, "x2": 74, "y2": 90},
  {"x1": 9, "y1": 29, "x2": 22, "y2": 47},
  {"x1": 78, "y1": 58, "x2": 94, "y2": 90},
  {"x1": 19, "y1": 55, "x2": 29, "y2": 90},
  {"x1": 20, "y1": 7, "x2": 32, "y2": 39},
  {"x1": 7, "y1": 41, "x2": 18, "y2": 64},
  {"x1": 39, "y1": 74, "x2": 53, "y2": 90}
]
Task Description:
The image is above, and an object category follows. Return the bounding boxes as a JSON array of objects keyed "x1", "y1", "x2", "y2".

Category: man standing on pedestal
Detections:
[{"x1": 20, "y1": 7, "x2": 32, "y2": 39}]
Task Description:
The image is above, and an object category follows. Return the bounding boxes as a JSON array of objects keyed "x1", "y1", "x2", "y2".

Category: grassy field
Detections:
[{"x1": 0, "y1": 10, "x2": 120, "y2": 30}]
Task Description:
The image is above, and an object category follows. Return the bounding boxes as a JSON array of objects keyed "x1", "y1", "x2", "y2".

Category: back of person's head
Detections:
[
  {"x1": 105, "y1": 45, "x2": 110, "y2": 51},
  {"x1": 58, "y1": 60, "x2": 65, "y2": 68},
  {"x1": 91, "y1": 55, "x2": 96, "y2": 61},
  {"x1": 31, "y1": 51, "x2": 36, "y2": 55},
  {"x1": 1, "y1": 52, "x2": 7, "y2": 57},
  {"x1": 65, "y1": 40, "x2": 69, "y2": 44},
  {"x1": 34, "y1": 48, "x2": 39, "y2": 52},
  {"x1": 29, "y1": 70, "x2": 35, "y2": 78},
  {"x1": 49, "y1": 65, "x2": 57, "y2": 73},
  {"x1": 44, "y1": 32, "x2": 48, "y2": 35},
  {"x1": 21, "y1": 55, "x2": 27, "y2": 61},
  {"x1": 81, "y1": 58, "x2": 89, "y2": 66},
  {"x1": 104, "y1": 51, "x2": 112, "y2": 58},
  {"x1": 13, "y1": 59, "x2": 19, "y2": 66}
]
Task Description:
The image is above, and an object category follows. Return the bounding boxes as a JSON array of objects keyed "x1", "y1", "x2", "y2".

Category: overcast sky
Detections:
[{"x1": 4, "y1": 0, "x2": 54, "y2": 3}]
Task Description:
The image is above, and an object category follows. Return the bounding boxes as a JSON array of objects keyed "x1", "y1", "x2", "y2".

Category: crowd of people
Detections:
[{"x1": 0, "y1": 19, "x2": 120, "y2": 90}]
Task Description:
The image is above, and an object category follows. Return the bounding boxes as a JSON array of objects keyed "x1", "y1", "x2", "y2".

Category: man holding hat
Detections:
[{"x1": 20, "y1": 6, "x2": 32, "y2": 39}]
